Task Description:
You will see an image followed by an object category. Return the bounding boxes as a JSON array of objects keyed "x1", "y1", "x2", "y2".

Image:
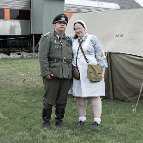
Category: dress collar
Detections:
[{"x1": 78, "y1": 33, "x2": 88, "y2": 43}]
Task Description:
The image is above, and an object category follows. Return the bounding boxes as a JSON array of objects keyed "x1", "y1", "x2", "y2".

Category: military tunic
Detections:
[{"x1": 39, "y1": 31, "x2": 72, "y2": 79}]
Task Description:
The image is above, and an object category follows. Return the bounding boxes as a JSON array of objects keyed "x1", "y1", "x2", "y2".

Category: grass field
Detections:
[{"x1": 0, "y1": 58, "x2": 143, "y2": 143}]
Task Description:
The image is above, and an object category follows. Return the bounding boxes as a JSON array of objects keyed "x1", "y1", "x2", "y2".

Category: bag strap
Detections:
[
  {"x1": 75, "y1": 40, "x2": 83, "y2": 67},
  {"x1": 78, "y1": 39, "x2": 89, "y2": 64}
]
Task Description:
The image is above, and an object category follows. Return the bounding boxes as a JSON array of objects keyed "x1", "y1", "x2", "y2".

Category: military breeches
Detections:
[{"x1": 43, "y1": 78, "x2": 72, "y2": 108}]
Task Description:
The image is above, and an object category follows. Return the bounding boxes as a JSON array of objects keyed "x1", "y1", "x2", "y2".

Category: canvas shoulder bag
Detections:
[{"x1": 79, "y1": 44, "x2": 102, "y2": 82}]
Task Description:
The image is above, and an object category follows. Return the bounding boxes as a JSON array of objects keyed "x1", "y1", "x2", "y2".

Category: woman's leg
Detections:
[
  {"x1": 91, "y1": 96, "x2": 102, "y2": 124},
  {"x1": 76, "y1": 97, "x2": 87, "y2": 122}
]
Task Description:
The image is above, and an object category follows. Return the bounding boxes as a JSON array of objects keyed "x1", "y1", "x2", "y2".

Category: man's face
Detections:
[{"x1": 54, "y1": 21, "x2": 67, "y2": 32}]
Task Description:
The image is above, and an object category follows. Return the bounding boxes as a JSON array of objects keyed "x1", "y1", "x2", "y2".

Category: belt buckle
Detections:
[{"x1": 63, "y1": 57, "x2": 66, "y2": 63}]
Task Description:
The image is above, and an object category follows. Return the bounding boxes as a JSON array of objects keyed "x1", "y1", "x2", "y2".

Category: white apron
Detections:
[{"x1": 71, "y1": 35, "x2": 105, "y2": 97}]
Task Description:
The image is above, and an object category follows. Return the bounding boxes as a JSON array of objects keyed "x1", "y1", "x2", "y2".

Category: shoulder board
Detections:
[{"x1": 42, "y1": 32, "x2": 51, "y2": 37}]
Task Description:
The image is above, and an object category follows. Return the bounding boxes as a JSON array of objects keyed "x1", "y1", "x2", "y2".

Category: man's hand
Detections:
[{"x1": 44, "y1": 74, "x2": 54, "y2": 80}]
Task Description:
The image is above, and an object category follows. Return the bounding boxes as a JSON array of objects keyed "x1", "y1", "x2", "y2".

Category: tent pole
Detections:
[{"x1": 107, "y1": 52, "x2": 114, "y2": 100}]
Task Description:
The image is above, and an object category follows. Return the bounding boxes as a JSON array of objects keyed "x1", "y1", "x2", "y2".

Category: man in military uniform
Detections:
[{"x1": 39, "y1": 13, "x2": 72, "y2": 130}]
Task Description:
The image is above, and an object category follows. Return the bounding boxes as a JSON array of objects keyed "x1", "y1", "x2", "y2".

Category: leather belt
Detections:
[{"x1": 48, "y1": 57, "x2": 71, "y2": 64}]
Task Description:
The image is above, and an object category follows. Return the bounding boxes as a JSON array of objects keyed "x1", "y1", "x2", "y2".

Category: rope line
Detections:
[{"x1": 0, "y1": 60, "x2": 43, "y2": 87}]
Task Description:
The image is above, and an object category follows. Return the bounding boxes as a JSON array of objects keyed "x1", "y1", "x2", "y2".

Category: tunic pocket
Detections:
[{"x1": 49, "y1": 63, "x2": 60, "y2": 77}]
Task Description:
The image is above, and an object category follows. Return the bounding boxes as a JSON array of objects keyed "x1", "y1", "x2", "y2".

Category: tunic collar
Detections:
[{"x1": 54, "y1": 31, "x2": 66, "y2": 40}]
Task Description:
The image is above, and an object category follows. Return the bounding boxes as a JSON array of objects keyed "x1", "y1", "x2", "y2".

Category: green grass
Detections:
[{"x1": 0, "y1": 58, "x2": 143, "y2": 143}]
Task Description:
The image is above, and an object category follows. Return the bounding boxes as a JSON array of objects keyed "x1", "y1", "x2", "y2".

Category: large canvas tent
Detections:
[{"x1": 66, "y1": 8, "x2": 143, "y2": 102}]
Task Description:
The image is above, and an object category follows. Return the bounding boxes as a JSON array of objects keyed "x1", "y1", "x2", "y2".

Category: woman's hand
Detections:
[{"x1": 102, "y1": 70, "x2": 105, "y2": 78}]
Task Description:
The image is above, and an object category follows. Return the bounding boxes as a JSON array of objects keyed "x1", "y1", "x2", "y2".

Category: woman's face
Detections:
[{"x1": 74, "y1": 23, "x2": 86, "y2": 38}]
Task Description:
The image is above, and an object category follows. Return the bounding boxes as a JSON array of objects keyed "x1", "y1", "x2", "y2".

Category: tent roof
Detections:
[{"x1": 66, "y1": 8, "x2": 143, "y2": 57}]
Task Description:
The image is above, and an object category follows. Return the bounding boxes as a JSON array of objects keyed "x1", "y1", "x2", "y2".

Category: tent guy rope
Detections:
[{"x1": 132, "y1": 83, "x2": 143, "y2": 114}]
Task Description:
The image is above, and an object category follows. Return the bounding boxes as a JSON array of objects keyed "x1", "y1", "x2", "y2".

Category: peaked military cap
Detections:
[{"x1": 53, "y1": 13, "x2": 68, "y2": 24}]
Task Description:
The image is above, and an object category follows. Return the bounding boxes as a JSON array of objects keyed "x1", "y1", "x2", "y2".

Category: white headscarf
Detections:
[{"x1": 73, "y1": 20, "x2": 87, "y2": 30}]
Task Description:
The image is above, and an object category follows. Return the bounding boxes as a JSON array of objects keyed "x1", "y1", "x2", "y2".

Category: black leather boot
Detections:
[
  {"x1": 42, "y1": 107, "x2": 52, "y2": 131},
  {"x1": 55, "y1": 108, "x2": 65, "y2": 127}
]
